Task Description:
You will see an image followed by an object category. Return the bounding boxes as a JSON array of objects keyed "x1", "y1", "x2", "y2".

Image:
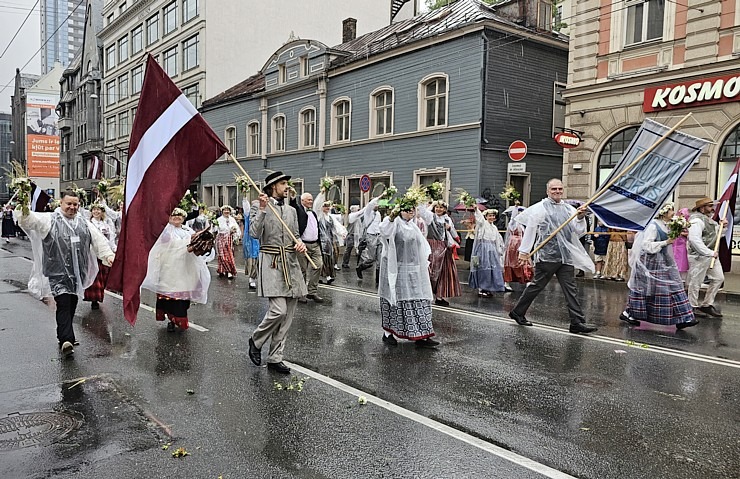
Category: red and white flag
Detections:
[
  {"x1": 713, "y1": 158, "x2": 740, "y2": 272},
  {"x1": 107, "y1": 55, "x2": 228, "y2": 326},
  {"x1": 88, "y1": 155, "x2": 103, "y2": 180},
  {"x1": 30, "y1": 182, "x2": 51, "y2": 212}
]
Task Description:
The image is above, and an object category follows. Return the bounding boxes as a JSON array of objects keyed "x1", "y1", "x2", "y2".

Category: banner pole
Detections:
[
  {"x1": 710, "y1": 200, "x2": 729, "y2": 269},
  {"x1": 227, "y1": 152, "x2": 317, "y2": 269},
  {"x1": 527, "y1": 112, "x2": 693, "y2": 259}
]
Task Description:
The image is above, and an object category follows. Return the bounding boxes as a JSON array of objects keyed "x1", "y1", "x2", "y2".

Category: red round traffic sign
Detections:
[
  {"x1": 508, "y1": 140, "x2": 527, "y2": 161},
  {"x1": 359, "y1": 174, "x2": 372, "y2": 193}
]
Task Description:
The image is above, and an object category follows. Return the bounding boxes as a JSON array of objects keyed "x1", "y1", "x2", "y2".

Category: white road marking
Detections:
[
  {"x1": 322, "y1": 284, "x2": 740, "y2": 369},
  {"x1": 286, "y1": 362, "x2": 577, "y2": 479}
]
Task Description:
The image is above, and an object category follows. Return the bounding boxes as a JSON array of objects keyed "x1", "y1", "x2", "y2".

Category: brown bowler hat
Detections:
[{"x1": 692, "y1": 197, "x2": 714, "y2": 211}]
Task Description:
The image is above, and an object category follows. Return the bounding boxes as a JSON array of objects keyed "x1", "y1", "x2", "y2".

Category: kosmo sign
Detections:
[
  {"x1": 644, "y1": 73, "x2": 740, "y2": 112},
  {"x1": 554, "y1": 132, "x2": 581, "y2": 148}
]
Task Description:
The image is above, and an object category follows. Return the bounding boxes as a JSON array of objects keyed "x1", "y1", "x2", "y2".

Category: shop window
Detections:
[
  {"x1": 718, "y1": 124, "x2": 740, "y2": 254},
  {"x1": 597, "y1": 126, "x2": 639, "y2": 187}
]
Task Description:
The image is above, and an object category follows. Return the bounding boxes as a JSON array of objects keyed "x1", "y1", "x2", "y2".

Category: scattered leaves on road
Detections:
[
  {"x1": 358, "y1": 396, "x2": 367, "y2": 405},
  {"x1": 273, "y1": 376, "x2": 308, "y2": 392},
  {"x1": 186, "y1": 389, "x2": 195, "y2": 395},
  {"x1": 161, "y1": 443, "x2": 171, "y2": 450},
  {"x1": 172, "y1": 447, "x2": 190, "y2": 458}
]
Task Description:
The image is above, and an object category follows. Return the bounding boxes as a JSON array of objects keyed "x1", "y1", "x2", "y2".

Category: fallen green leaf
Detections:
[{"x1": 186, "y1": 389, "x2": 195, "y2": 395}]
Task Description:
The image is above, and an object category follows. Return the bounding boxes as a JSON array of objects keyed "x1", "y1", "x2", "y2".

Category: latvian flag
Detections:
[
  {"x1": 30, "y1": 183, "x2": 51, "y2": 212},
  {"x1": 88, "y1": 155, "x2": 103, "y2": 180},
  {"x1": 107, "y1": 55, "x2": 228, "y2": 326},
  {"x1": 713, "y1": 157, "x2": 740, "y2": 272}
]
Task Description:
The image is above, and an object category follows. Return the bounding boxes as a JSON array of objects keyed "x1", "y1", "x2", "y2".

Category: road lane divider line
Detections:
[
  {"x1": 104, "y1": 291, "x2": 209, "y2": 332},
  {"x1": 286, "y1": 362, "x2": 577, "y2": 479},
  {"x1": 321, "y1": 284, "x2": 740, "y2": 369}
]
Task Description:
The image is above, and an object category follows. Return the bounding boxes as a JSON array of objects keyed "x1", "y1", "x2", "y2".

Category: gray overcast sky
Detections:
[{"x1": 0, "y1": 0, "x2": 41, "y2": 114}]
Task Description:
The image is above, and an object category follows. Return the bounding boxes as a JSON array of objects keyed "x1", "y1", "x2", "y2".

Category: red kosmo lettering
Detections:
[{"x1": 554, "y1": 133, "x2": 581, "y2": 148}]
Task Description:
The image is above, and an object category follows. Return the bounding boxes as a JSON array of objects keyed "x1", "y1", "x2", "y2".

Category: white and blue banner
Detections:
[{"x1": 590, "y1": 118, "x2": 710, "y2": 231}]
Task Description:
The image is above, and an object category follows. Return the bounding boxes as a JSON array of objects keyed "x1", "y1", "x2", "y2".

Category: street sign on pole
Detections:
[
  {"x1": 508, "y1": 140, "x2": 528, "y2": 161},
  {"x1": 360, "y1": 174, "x2": 372, "y2": 193}
]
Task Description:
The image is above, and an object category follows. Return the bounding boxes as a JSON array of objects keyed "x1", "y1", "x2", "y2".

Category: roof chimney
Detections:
[{"x1": 342, "y1": 18, "x2": 357, "y2": 43}]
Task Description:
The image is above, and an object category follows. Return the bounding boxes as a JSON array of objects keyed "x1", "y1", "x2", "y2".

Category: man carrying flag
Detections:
[
  {"x1": 107, "y1": 55, "x2": 228, "y2": 326},
  {"x1": 687, "y1": 197, "x2": 727, "y2": 318}
]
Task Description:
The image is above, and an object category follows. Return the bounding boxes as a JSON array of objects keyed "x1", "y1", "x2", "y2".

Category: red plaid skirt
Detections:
[
  {"x1": 216, "y1": 233, "x2": 237, "y2": 275},
  {"x1": 428, "y1": 239, "x2": 461, "y2": 298},
  {"x1": 84, "y1": 261, "x2": 110, "y2": 302}
]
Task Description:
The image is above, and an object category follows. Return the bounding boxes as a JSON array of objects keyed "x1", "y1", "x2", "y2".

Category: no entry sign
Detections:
[
  {"x1": 508, "y1": 140, "x2": 527, "y2": 161},
  {"x1": 360, "y1": 174, "x2": 372, "y2": 192}
]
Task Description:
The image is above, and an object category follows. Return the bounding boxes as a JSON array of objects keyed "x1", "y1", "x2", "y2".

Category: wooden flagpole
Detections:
[
  {"x1": 227, "y1": 153, "x2": 317, "y2": 269},
  {"x1": 527, "y1": 112, "x2": 693, "y2": 259},
  {"x1": 710, "y1": 200, "x2": 729, "y2": 269}
]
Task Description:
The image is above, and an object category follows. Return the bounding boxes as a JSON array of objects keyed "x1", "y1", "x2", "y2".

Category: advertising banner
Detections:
[{"x1": 25, "y1": 92, "x2": 60, "y2": 178}]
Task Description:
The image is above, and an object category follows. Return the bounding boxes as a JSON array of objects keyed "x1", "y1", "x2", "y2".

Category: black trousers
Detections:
[
  {"x1": 341, "y1": 234, "x2": 355, "y2": 267},
  {"x1": 511, "y1": 262, "x2": 585, "y2": 325},
  {"x1": 55, "y1": 293, "x2": 78, "y2": 344}
]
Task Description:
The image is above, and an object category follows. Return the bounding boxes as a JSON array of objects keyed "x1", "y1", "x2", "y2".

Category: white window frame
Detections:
[
  {"x1": 247, "y1": 120, "x2": 260, "y2": 157},
  {"x1": 413, "y1": 167, "x2": 450, "y2": 203},
  {"x1": 369, "y1": 86, "x2": 394, "y2": 138},
  {"x1": 272, "y1": 114, "x2": 286, "y2": 153},
  {"x1": 225, "y1": 126, "x2": 236, "y2": 155},
  {"x1": 299, "y1": 107, "x2": 316, "y2": 149},
  {"x1": 418, "y1": 73, "x2": 449, "y2": 131},
  {"x1": 624, "y1": 0, "x2": 665, "y2": 46},
  {"x1": 331, "y1": 97, "x2": 352, "y2": 144},
  {"x1": 105, "y1": 45, "x2": 116, "y2": 71},
  {"x1": 183, "y1": 0, "x2": 198, "y2": 23},
  {"x1": 118, "y1": 36, "x2": 129, "y2": 63}
]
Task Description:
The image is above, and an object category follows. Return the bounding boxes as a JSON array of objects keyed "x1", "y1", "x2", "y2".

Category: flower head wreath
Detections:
[{"x1": 657, "y1": 202, "x2": 675, "y2": 218}]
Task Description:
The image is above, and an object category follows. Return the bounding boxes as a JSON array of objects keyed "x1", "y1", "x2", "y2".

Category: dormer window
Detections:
[
  {"x1": 300, "y1": 57, "x2": 310, "y2": 78},
  {"x1": 278, "y1": 64, "x2": 287, "y2": 84}
]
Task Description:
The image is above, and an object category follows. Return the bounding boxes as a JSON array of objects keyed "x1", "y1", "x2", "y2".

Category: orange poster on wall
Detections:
[{"x1": 25, "y1": 93, "x2": 60, "y2": 178}]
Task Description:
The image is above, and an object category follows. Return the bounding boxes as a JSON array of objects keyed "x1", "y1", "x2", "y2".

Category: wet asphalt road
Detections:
[{"x1": 0, "y1": 239, "x2": 738, "y2": 479}]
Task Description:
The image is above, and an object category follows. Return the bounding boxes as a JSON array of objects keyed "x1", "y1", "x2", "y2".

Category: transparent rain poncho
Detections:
[
  {"x1": 628, "y1": 220, "x2": 684, "y2": 295},
  {"x1": 515, "y1": 199, "x2": 594, "y2": 273},
  {"x1": 142, "y1": 224, "x2": 211, "y2": 304},
  {"x1": 378, "y1": 214, "x2": 433, "y2": 305}
]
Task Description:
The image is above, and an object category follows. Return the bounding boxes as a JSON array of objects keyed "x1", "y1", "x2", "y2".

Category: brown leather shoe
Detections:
[
  {"x1": 307, "y1": 294, "x2": 324, "y2": 303},
  {"x1": 698, "y1": 305, "x2": 723, "y2": 317}
]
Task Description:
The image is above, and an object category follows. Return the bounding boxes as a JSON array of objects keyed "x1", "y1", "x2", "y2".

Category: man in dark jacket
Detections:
[{"x1": 290, "y1": 192, "x2": 324, "y2": 302}]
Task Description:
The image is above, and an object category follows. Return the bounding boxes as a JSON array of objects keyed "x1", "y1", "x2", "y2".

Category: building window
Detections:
[
  {"x1": 537, "y1": 0, "x2": 553, "y2": 31},
  {"x1": 225, "y1": 126, "x2": 236, "y2": 154},
  {"x1": 419, "y1": 74, "x2": 448, "y2": 129},
  {"x1": 625, "y1": 0, "x2": 665, "y2": 46},
  {"x1": 414, "y1": 168, "x2": 450, "y2": 203},
  {"x1": 118, "y1": 74, "x2": 129, "y2": 100},
  {"x1": 119, "y1": 1, "x2": 127, "y2": 13},
  {"x1": 182, "y1": 35, "x2": 199, "y2": 71},
  {"x1": 105, "y1": 45, "x2": 116, "y2": 71},
  {"x1": 331, "y1": 98, "x2": 351, "y2": 143},
  {"x1": 183, "y1": 83, "x2": 199, "y2": 108},
  {"x1": 272, "y1": 115, "x2": 286, "y2": 152},
  {"x1": 146, "y1": 14, "x2": 159, "y2": 45},
  {"x1": 106, "y1": 116, "x2": 116, "y2": 141},
  {"x1": 183, "y1": 0, "x2": 198, "y2": 23},
  {"x1": 106, "y1": 13, "x2": 114, "y2": 26},
  {"x1": 598, "y1": 127, "x2": 639, "y2": 186},
  {"x1": 118, "y1": 112, "x2": 129, "y2": 138},
  {"x1": 118, "y1": 36, "x2": 128, "y2": 63},
  {"x1": 300, "y1": 56, "x2": 310, "y2": 77},
  {"x1": 300, "y1": 108, "x2": 316, "y2": 148},
  {"x1": 247, "y1": 121, "x2": 260, "y2": 156},
  {"x1": 553, "y1": 82, "x2": 566, "y2": 135},
  {"x1": 370, "y1": 88, "x2": 393, "y2": 137},
  {"x1": 131, "y1": 65, "x2": 143, "y2": 93},
  {"x1": 163, "y1": 1, "x2": 177, "y2": 35},
  {"x1": 131, "y1": 107, "x2": 137, "y2": 122},
  {"x1": 131, "y1": 25, "x2": 143, "y2": 54},
  {"x1": 278, "y1": 64, "x2": 287, "y2": 84},
  {"x1": 105, "y1": 81, "x2": 116, "y2": 106},
  {"x1": 163, "y1": 47, "x2": 178, "y2": 76}
]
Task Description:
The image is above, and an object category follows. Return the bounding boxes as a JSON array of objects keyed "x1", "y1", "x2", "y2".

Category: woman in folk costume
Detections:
[
  {"x1": 216, "y1": 205, "x2": 240, "y2": 279},
  {"x1": 2, "y1": 203, "x2": 16, "y2": 243},
  {"x1": 469, "y1": 208, "x2": 506, "y2": 297},
  {"x1": 418, "y1": 200, "x2": 461, "y2": 306},
  {"x1": 602, "y1": 228, "x2": 628, "y2": 281},
  {"x1": 379, "y1": 194, "x2": 439, "y2": 348},
  {"x1": 619, "y1": 203, "x2": 697, "y2": 329},
  {"x1": 142, "y1": 208, "x2": 211, "y2": 331},
  {"x1": 503, "y1": 206, "x2": 533, "y2": 285},
  {"x1": 83, "y1": 204, "x2": 117, "y2": 309},
  {"x1": 242, "y1": 198, "x2": 260, "y2": 290},
  {"x1": 672, "y1": 207, "x2": 690, "y2": 282},
  {"x1": 313, "y1": 190, "x2": 347, "y2": 285}
]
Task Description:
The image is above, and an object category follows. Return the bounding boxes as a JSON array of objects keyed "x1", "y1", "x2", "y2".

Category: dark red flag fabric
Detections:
[
  {"x1": 107, "y1": 54, "x2": 228, "y2": 326},
  {"x1": 713, "y1": 158, "x2": 740, "y2": 272},
  {"x1": 30, "y1": 182, "x2": 51, "y2": 212},
  {"x1": 88, "y1": 155, "x2": 103, "y2": 179}
]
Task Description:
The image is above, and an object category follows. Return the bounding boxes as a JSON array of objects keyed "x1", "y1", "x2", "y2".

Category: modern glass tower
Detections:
[{"x1": 40, "y1": 0, "x2": 86, "y2": 74}]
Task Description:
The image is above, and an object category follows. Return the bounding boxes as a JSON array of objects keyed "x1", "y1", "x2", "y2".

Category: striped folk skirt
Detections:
[
  {"x1": 469, "y1": 239, "x2": 505, "y2": 292},
  {"x1": 428, "y1": 239, "x2": 461, "y2": 298},
  {"x1": 216, "y1": 233, "x2": 237, "y2": 276},
  {"x1": 628, "y1": 252, "x2": 694, "y2": 325},
  {"x1": 83, "y1": 261, "x2": 110, "y2": 303},
  {"x1": 380, "y1": 298, "x2": 435, "y2": 340}
]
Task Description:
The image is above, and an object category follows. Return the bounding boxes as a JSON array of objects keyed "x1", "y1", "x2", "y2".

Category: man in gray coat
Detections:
[{"x1": 247, "y1": 171, "x2": 308, "y2": 374}]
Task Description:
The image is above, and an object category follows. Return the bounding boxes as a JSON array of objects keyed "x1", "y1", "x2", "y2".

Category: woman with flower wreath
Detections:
[
  {"x1": 83, "y1": 203, "x2": 117, "y2": 309},
  {"x1": 469, "y1": 208, "x2": 505, "y2": 296},
  {"x1": 142, "y1": 208, "x2": 211, "y2": 331},
  {"x1": 418, "y1": 200, "x2": 461, "y2": 306},
  {"x1": 503, "y1": 206, "x2": 532, "y2": 285},
  {"x1": 378, "y1": 194, "x2": 439, "y2": 348},
  {"x1": 672, "y1": 207, "x2": 691, "y2": 282},
  {"x1": 2, "y1": 203, "x2": 16, "y2": 243},
  {"x1": 619, "y1": 202, "x2": 697, "y2": 329},
  {"x1": 216, "y1": 205, "x2": 240, "y2": 279}
]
